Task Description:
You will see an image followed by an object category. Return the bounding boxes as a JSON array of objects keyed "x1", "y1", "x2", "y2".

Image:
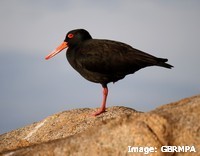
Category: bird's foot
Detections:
[{"x1": 91, "y1": 108, "x2": 106, "y2": 116}]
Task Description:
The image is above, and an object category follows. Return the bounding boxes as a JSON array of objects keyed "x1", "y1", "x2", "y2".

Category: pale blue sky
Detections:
[{"x1": 0, "y1": 0, "x2": 200, "y2": 134}]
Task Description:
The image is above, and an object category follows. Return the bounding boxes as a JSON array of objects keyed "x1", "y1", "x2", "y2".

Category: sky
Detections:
[{"x1": 0, "y1": 0, "x2": 200, "y2": 134}]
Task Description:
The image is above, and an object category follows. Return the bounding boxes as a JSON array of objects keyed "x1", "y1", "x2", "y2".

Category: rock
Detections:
[
  {"x1": 0, "y1": 95, "x2": 199, "y2": 156},
  {"x1": 0, "y1": 107, "x2": 137, "y2": 154}
]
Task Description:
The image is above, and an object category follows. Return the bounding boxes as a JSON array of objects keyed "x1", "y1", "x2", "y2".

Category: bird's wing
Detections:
[{"x1": 76, "y1": 39, "x2": 158, "y2": 74}]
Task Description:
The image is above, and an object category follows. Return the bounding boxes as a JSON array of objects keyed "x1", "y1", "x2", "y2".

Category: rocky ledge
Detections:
[{"x1": 0, "y1": 95, "x2": 199, "y2": 156}]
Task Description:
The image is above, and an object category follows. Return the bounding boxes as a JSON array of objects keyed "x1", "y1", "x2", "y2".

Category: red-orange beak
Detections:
[{"x1": 45, "y1": 42, "x2": 68, "y2": 60}]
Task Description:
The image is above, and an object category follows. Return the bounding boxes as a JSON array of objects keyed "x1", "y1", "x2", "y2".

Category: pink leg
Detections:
[{"x1": 92, "y1": 86, "x2": 108, "y2": 116}]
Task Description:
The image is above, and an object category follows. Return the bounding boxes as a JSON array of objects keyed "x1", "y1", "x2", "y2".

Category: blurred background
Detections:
[{"x1": 0, "y1": 0, "x2": 199, "y2": 134}]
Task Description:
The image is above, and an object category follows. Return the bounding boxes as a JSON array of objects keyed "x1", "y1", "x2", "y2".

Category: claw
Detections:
[{"x1": 91, "y1": 109, "x2": 106, "y2": 116}]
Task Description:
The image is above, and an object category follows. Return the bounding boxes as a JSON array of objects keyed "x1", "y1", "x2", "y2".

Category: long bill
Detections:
[{"x1": 45, "y1": 42, "x2": 68, "y2": 60}]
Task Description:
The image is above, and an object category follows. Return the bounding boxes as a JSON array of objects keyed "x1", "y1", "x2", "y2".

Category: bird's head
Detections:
[{"x1": 45, "y1": 29, "x2": 92, "y2": 60}]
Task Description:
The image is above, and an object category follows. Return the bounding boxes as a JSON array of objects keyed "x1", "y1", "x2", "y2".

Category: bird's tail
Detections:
[{"x1": 157, "y1": 58, "x2": 174, "y2": 69}]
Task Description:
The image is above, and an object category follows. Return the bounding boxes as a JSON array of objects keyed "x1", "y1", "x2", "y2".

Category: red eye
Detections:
[{"x1": 68, "y1": 33, "x2": 74, "y2": 38}]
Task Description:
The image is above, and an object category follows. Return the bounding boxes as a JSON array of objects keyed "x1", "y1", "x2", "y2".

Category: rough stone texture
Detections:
[
  {"x1": 0, "y1": 95, "x2": 199, "y2": 156},
  {"x1": 0, "y1": 107, "x2": 137, "y2": 153}
]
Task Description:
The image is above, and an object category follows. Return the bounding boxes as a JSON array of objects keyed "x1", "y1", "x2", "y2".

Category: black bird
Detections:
[{"x1": 45, "y1": 29, "x2": 173, "y2": 116}]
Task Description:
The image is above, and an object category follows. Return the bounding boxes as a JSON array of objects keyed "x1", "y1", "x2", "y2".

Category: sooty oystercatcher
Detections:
[{"x1": 45, "y1": 29, "x2": 173, "y2": 116}]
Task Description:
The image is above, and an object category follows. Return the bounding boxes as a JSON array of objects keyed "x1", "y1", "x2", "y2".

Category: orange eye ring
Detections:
[{"x1": 68, "y1": 33, "x2": 74, "y2": 38}]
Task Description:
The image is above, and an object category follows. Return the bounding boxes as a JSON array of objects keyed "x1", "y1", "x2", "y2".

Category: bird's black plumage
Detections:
[
  {"x1": 46, "y1": 29, "x2": 173, "y2": 116},
  {"x1": 65, "y1": 29, "x2": 173, "y2": 86}
]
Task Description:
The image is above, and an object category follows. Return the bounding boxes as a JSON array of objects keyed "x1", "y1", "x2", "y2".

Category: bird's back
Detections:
[{"x1": 67, "y1": 39, "x2": 173, "y2": 84}]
